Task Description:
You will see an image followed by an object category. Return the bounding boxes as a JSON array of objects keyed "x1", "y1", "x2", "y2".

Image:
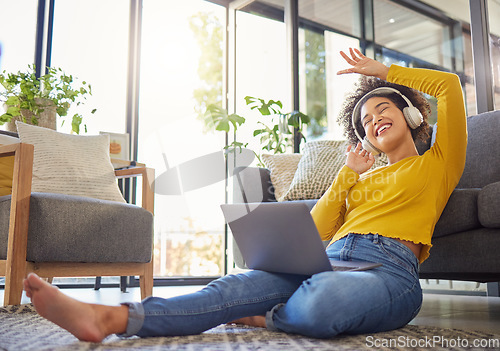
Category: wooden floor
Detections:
[
  {"x1": 411, "y1": 293, "x2": 500, "y2": 334},
  {"x1": 2, "y1": 284, "x2": 499, "y2": 334}
]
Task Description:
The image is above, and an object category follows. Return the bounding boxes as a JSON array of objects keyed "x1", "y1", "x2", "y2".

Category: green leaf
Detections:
[
  {"x1": 224, "y1": 140, "x2": 248, "y2": 153},
  {"x1": 56, "y1": 106, "x2": 68, "y2": 116},
  {"x1": 244, "y1": 96, "x2": 282, "y2": 116},
  {"x1": 6, "y1": 106, "x2": 21, "y2": 116},
  {"x1": 269, "y1": 99, "x2": 283, "y2": 109},
  {"x1": 258, "y1": 105, "x2": 270, "y2": 115},
  {"x1": 227, "y1": 113, "x2": 245, "y2": 130},
  {"x1": 215, "y1": 120, "x2": 230, "y2": 132},
  {"x1": 5, "y1": 96, "x2": 20, "y2": 106},
  {"x1": 72, "y1": 114, "x2": 83, "y2": 134},
  {"x1": 287, "y1": 111, "x2": 311, "y2": 128},
  {"x1": 287, "y1": 113, "x2": 299, "y2": 128},
  {"x1": 205, "y1": 104, "x2": 245, "y2": 133},
  {"x1": 0, "y1": 113, "x2": 12, "y2": 123},
  {"x1": 301, "y1": 113, "x2": 311, "y2": 124}
]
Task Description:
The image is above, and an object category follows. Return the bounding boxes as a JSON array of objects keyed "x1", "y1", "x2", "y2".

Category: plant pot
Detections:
[{"x1": 4, "y1": 98, "x2": 57, "y2": 132}]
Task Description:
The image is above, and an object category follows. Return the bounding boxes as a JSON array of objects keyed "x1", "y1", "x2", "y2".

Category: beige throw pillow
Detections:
[
  {"x1": 261, "y1": 153, "x2": 302, "y2": 202},
  {"x1": 283, "y1": 140, "x2": 388, "y2": 201},
  {"x1": 16, "y1": 122, "x2": 126, "y2": 203},
  {"x1": 283, "y1": 140, "x2": 348, "y2": 201}
]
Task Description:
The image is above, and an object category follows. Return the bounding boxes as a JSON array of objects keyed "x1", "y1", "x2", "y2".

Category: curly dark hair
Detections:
[{"x1": 336, "y1": 76, "x2": 431, "y2": 147}]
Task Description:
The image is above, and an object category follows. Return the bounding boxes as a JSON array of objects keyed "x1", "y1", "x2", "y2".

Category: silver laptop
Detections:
[{"x1": 221, "y1": 202, "x2": 382, "y2": 276}]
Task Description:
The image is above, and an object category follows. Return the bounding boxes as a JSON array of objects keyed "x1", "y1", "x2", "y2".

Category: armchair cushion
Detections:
[
  {"x1": 478, "y1": 181, "x2": 500, "y2": 228},
  {"x1": 16, "y1": 122, "x2": 125, "y2": 203},
  {"x1": 0, "y1": 192, "x2": 153, "y2": 262}
]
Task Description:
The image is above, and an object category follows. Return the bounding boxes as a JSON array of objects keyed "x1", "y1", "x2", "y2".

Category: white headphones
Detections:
[{"x1": 351, "y1": 87, "x2": 423, "y2": 155}]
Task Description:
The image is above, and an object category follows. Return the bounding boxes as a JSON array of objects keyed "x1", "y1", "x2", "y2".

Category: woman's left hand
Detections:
[
  {"x1": 337, "y1": 48, "x2": 389, "y2": 80},
  {"x1": 345, "y1": 143, "x2": 375, "y2": 175}
]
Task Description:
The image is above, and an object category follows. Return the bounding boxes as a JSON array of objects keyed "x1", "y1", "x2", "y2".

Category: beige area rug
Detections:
[{"x1": 1, "y1": 304, "x2": 499, "y2": 350}]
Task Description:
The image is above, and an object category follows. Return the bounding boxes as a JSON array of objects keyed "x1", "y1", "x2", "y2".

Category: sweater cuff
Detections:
[
  {"x1": 338, "y1": 165, "x2": 360, "y2": 186},
  {"x1": 386, "y1": 64, "x2": 401, "y2": 83}
]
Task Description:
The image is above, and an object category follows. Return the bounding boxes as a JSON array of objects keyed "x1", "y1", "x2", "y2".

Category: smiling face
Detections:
[{"x1": 360, "y1": 96, "x2": 414, "y2": 154}]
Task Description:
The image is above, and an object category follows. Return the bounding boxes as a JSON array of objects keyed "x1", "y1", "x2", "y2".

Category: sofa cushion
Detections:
[
  {"x1": 261, "y1": 153, "x2": 302, "y2": 202},
  {"x1": 0, "y1": 192, "x2": 153, "y2": 262},
  {"x1": 433, "y1": 188, "x2": 481, "y2": 238},
  {"x1": 421, "y1": 228, "x2": 500, "y2": 277},
  {"x1": 478, "y1": 181, "x2": 500, "y2": 228},
  {"x1": 283, "y1": 140, "x2": 349, "y2": 201},
  {"x1": 457, "y1": 110, "x2": 500, "y2": 188},
  {"x1": 233, "y1": 166, "x2": 275, "y2": 203}
]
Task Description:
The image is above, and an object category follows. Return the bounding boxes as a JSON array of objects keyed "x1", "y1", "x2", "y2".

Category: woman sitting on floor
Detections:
[{"x1": 23, "y1": 48, "x2": 467, "y2": 342}]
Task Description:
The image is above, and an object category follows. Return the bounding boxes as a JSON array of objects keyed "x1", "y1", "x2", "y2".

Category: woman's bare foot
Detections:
[
  {"x1": 23, "y1": 273, "x2": 129, "y2": 343},
  {"x1": 230, "y1": 315, "x2": 266, "y2": 328}
]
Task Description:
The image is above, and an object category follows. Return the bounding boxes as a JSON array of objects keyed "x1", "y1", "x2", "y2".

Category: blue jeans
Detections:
[{"x1": 122, "y1": 234, "x2": 422, "y2": 339}]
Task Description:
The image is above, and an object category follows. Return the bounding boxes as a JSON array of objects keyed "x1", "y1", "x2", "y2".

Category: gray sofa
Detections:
[{"x1": 233, "y1": 110, "x2": 500, "y2": 296}]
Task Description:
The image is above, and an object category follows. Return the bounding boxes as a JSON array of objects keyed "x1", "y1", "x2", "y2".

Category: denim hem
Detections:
[
  {"x1": 266, "y1": 303, "x2": 284, "y2": 332},
  {"x1": 117, "y1": 302, "x2": 145, "y2": 337}
]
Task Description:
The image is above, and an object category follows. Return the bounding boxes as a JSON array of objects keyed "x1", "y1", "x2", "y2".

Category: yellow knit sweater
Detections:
[{"x1": 310, "y1": 65, "x2": 467, "y2": 263}]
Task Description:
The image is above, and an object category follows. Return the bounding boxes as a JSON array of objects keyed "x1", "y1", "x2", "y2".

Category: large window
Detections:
[
  {"x1": 0, "y1": 0, "x2": 38, "y2": 131},
  {"x1": 297, "y1": 0, "x2": 364, "y2": 142},
  {"x1": 299, "y1": 28, "x2": 359, "y2": 141},
  {"x1": 50, "y1": 0, "x2": 129, "y2": 135},
  {"x1": 374, "y1": 0, "x2": 475, "y2": 116},
  {"x1": 298, "y1": 0, "x2": 362, "y2": 37},
  {"x1": 374, "y1": 0, "x2": 454, "y2": 69},
  {"x1": 417, "y1": 0, "x2": 477, "y2": 115},
  {"x1": 234, "y1": 5, "x2": 290, "y2": 155},
  {"x1": 0, "y1": 1, "x2": 38, "y2": 74},
  {"x1": 138, "y1": 0, "x2": 226, "y2": 278},
  {"x1": 296, "y1": 0, "x2": 476, "y2": 144}
]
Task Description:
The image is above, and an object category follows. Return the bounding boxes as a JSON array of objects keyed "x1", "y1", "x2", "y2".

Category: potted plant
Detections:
[
  {"x1": 0, "y1": 65, "x2": 96, "y2": 134},
  {"x1": 244, "y1": 96, "x2": 310, "y2": 155},
  {"x1": 205, "y1": 97, "x2": 310, "y2": 166}
]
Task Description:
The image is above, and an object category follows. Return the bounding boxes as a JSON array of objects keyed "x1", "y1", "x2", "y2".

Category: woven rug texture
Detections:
[{"x1": 1, "y1": 304, "x2": 499, "y2": 350}]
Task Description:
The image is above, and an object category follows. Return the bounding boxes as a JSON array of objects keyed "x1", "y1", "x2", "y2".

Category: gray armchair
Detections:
[{"x1": 0, "y1": 131, "x2": 155, "y2": 306}]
